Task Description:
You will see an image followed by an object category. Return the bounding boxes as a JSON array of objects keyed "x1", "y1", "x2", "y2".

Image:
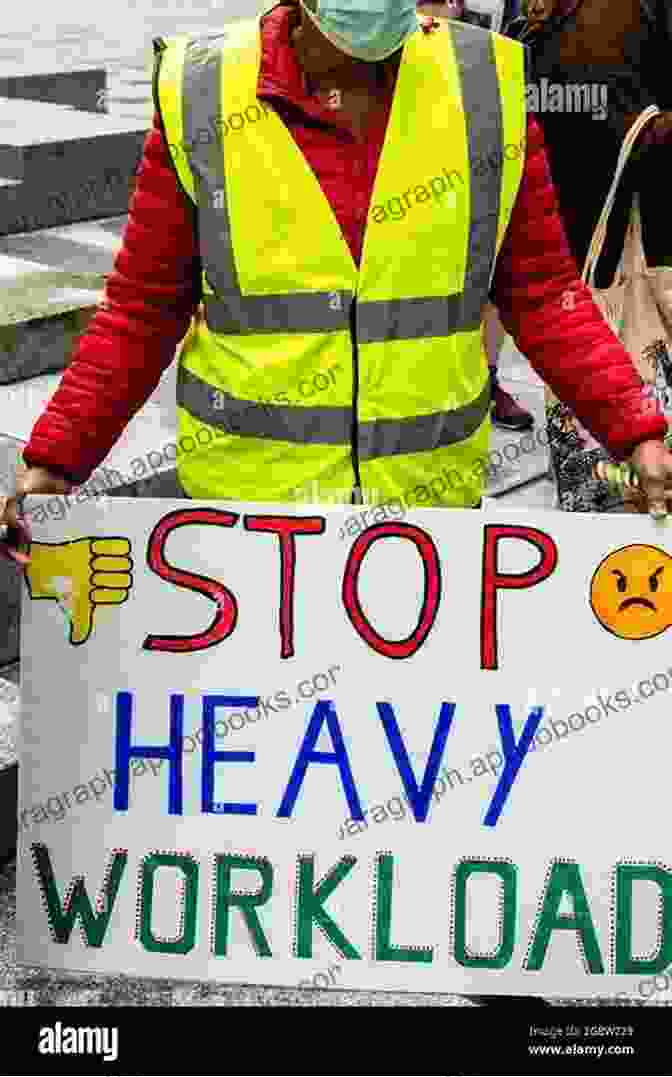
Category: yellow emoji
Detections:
[{"x1": 590, "y1": 544, "x2": 672, "y2": 640}]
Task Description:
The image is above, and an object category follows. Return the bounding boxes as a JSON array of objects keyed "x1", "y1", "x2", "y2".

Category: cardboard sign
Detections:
[{"x1": 15, "y1": 500, "x2": 672, "y2": 997}]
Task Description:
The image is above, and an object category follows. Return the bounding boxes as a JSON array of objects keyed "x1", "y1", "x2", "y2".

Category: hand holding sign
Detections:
[
  {"x1": 630, "y1": 439, "x2": 672, "y2": 519},
  {"x1": 0, "y1": 465, "x2": 73, "y2": 566},
  {"x1": 24, "y1": 538, "x2": 133, "y2": 645}
]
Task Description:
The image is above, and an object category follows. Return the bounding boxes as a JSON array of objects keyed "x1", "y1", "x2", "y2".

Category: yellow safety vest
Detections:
[{"x1": 152, "y1": 12, "x2": 526, "y2": 507}]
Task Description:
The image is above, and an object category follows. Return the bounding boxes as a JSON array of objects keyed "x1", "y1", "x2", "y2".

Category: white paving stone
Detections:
[
  {"x1": 0, "y1": 374, "x2": 64, "y2": 440},
  {"x1": 0, "y1": 107, "x2": 147, "y2": 143},
  {"x1": 0, "y1": 680, "x2": 19, "y2": 770},
  {"x1": 0, "y1": 254, "x2": 53, "y2": 277},
  {"x1": 0, "y1": 64, "x2": 103, "y2": 79},
  {"x1": 497, "y1": 334, "x2": 546, "y2": 388},
  {"x1": 487, "y1": 477, "x2": 558, "y2": 509},
  {"x1": 43, "y1": 287, "x2": 105, "y2": 308},
  {"x1": 39, "y1": 225, "x2": 123, "y2": 253}
]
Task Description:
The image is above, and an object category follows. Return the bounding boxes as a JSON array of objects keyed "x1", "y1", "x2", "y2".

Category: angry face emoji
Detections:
[{"x1": 590, "y1": 544, "x2": 672, "y2": 640}]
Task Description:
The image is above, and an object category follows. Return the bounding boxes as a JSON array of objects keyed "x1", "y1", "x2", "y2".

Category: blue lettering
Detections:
[
  {"x1": 484, "y1": 704, "x2": 543, "y2": 826},
  {"x1": 201, "y1": 696, "x2": 259, "y2": 815},
  {"x1": 377, "y1": 702, "x2": 456, "y2": 821},
  {"x1": 277, "y1": 701, "x2": 363, "y2": 819},
  {"x1": 114, "y1": 691, "x2": 184, "y2": 814}
]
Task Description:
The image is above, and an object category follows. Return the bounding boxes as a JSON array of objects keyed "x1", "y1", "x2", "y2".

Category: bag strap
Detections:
[
  {"x1": 582, "y1": 106, "x2": 660, "y2": 286},
  {"x1": 629, "y1": 194, "x2": 648, "y2": 275},
  {"x1": 583, "y1": 106, "x2": 659, "y2": 285}
]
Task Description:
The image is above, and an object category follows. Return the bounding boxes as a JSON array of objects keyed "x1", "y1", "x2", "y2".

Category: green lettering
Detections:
[
  {"x1": 615, "y1": 864, "x2": 672, "y2": 974},
  {"x1": 33, "y1": 842, "x2": 126, "y2": 948},
  {"x1": 214, "y1": 854, "x2": 273, "y2": 957},
  {"x1": 296, "y1": 855, "x2": 361, "y2": 959},
  {"x1": 139, "y1": 853, "x2": 198, "y2": 955},
  {"x1": 454, "y1": 859, "x2": 516, "y2": 968},
  {"x1": 375, "y1": 854, "x2": 432, "y2": 963},
  {"x1": 526, "y1": 860, "x2": 604, "y2": 972}
]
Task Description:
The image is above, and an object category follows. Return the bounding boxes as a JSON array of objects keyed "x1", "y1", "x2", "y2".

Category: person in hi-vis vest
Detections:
[{"x1": 2, "y1": 0, "x2": 672, "y2": 566}]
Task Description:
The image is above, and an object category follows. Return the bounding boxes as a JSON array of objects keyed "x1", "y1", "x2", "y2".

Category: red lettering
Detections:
[
  {"x1": 481, "y1": 524, "x2": 558, "y2": 670},
  {"x1": 342, "y1": 523, "x2": 441, "y2": 658},
  {"x1": 144, "y1": 509, "x2": 239, "y2": 653},
  {"x1": 244, "y1": 515, "x2": 325, "y2": 659}
]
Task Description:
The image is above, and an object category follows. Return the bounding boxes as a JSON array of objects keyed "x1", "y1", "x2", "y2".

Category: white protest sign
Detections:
[{"x1": 14, "y1": 500, "x2": 672, "y2": 996}]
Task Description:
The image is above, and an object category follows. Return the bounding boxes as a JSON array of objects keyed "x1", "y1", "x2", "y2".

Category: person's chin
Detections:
[{"x1": 301, "y1": 50, "x2": 351, "y2": 78}]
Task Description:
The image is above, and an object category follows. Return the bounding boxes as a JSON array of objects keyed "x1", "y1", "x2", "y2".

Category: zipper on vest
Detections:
[{"x1": 350, "y1": 298, "x2": 363, "y2": 506}]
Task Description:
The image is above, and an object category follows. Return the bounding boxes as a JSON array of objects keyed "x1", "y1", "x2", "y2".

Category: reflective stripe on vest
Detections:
[{"x1": 178, "y1": 365, "x2": 490, "y2": 457}]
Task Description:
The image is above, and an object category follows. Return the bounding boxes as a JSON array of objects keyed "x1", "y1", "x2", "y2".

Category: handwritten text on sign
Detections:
[{"x1": 16, "y1": 502, "x2": 672, "y2": 996}]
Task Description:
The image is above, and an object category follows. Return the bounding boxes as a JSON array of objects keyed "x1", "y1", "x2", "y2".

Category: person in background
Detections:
[
  {"x1": 418, "y1": 0, "x2": 536, "y2": 431},
  {"x1": 481, "y1": 0, "x2": 672, "y2": 429},
  {"x1": 510, "y1": 0, "x2": 672, "y2": 287}
]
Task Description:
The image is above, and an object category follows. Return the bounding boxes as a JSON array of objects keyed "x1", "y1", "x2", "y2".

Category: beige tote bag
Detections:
[
  {"x1": 645, "y1": 230, "x2": 672, "y2": 341},
  {"x1": 545, "y1": 106, "x2": 672, "y2": 512}
]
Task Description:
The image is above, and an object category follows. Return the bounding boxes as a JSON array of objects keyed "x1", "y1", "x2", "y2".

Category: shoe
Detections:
[{"x1": 490, "y1": 371, "x2": 535, "y2": 432}]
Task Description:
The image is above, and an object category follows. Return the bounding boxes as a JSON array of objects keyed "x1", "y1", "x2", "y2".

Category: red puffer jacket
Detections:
[{"x1": 23, "y1": 4, "x2": 666, "y2": 484}]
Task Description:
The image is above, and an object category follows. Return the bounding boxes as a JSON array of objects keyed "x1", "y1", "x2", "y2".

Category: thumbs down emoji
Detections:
[{"x1": 23, "y1": 537, "x2": 133, "y2": 645}]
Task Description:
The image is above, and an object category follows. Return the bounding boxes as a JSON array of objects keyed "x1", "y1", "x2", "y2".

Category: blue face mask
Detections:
[{"x1": 300, "y1": 0, "x2": 420, "y2": 62}]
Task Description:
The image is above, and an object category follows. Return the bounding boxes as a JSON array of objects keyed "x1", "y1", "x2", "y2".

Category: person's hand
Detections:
[
  {"x1": 0, "y1": 466, "x2": 73, "y2": 566},
  {"x1": 630, "y1": 440, "x2": 672, "y2": 519},
  {"x1": 526, "y1": 0, "x2": 556, "y2": 30},
  {"x1": 641, "y1": 112, "x2": 672, "y2": 147}
]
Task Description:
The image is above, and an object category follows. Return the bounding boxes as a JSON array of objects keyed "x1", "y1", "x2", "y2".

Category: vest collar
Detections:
[{"x1": 257, "y1": 4, "x2": 400, "y2": 126}]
